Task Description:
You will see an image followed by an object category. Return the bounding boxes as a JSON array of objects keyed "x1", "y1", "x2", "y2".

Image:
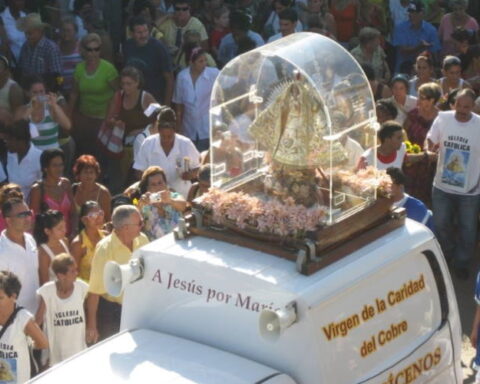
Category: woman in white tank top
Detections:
[{"x1": 33, "y1": 210, "x2": 71, "y2": 285}]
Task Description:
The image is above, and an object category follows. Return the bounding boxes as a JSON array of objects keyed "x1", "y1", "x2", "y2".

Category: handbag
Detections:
[{"x1": 97, "y1": 91, "x2": 125, "y2": 159}]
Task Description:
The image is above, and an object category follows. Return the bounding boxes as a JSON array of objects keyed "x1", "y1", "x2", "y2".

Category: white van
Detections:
[{"x1": 30, "y1": 218, "x2": 462, "y2": 384}]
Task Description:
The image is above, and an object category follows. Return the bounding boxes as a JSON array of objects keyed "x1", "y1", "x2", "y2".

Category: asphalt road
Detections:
[{"x1": 452, "y1": 261, "x2": 479, "y2": 383}]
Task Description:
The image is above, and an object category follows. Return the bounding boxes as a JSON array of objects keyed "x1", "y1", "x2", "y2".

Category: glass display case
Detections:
[{"x1": 207, "y1": 32, "x2": 379, "y2": 230}]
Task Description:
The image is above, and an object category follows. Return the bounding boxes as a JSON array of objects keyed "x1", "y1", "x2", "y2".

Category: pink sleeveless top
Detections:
[{"x1": 43, "y1": 191, "x2": 73, "y2": 236}]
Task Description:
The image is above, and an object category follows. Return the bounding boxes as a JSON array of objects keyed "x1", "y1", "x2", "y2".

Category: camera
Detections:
[
  {"x1": 37, "y1": 95, "x2": 48, "y2": 103},
  {"x1": 149, "y1": 192, "x2": 162, "y2": 203}
]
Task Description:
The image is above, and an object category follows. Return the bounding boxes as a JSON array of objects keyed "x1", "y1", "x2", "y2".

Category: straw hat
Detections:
[{"x1": 16, "y1": 13, "x2": 47, "y2": 32}]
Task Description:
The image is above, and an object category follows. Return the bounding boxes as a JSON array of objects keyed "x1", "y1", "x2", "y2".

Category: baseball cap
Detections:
[{"x1": 407, "y1": 1, "x2": 424, "y2": 13}]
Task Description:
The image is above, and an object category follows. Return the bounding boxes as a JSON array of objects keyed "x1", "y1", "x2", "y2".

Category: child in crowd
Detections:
[
  {"x1": 0, "y1": 271, "x2": 48, "y2": 382},
  {"x1": 33, "y1": 210, "x2": 70, "y2": 286},
  {"x1": 35, "y1": 254, "x2": 88, "y2": 367},
  {"x1": 386, "y1": 167, "x2": 433, "y2": 230}
]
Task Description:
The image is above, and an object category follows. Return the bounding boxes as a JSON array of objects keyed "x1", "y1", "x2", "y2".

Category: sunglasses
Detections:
[
  {"x1": 85, "y1": 210, "x2": 104, "y2": 219},
  {"x1": 8, "y1": 210, "x2": 33, "y2": 219},
  {"x1": 175, "y1": 6, "x2": 189, "y2": 11},
  {"x1": 85, "y1": 46, "x2": 100, "y2": 52}
]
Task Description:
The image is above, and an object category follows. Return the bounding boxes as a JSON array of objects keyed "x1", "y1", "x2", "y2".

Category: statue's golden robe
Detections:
[{"x1": 248, "y1": 81, "x2": 328, "y2": 168}]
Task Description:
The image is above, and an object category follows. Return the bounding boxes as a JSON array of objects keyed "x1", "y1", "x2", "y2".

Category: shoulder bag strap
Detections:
[{"x1": 0, "y1": 306, "x2": 23, "y2": 341}]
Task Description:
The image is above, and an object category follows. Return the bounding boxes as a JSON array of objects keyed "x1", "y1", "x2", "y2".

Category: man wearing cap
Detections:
[
  {"x1": 392, "y1": 0, "x2": 441, "y2": 73},
  {"x1": 17, "y1": 13, "x2": 62, "y2": 80}
]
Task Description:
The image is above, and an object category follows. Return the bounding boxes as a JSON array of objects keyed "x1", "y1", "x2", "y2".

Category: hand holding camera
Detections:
[{"x1": 149, "y1": 190, "x2": 170, "y2": 204}]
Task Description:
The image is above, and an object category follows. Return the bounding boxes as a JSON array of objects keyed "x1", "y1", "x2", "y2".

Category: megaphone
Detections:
[
  {"x1": 259, "y1": 302, "x2": 297, "y2": 342},
  {"x1": 104, "y1": 258, "x2": 144, "y2": 297}
]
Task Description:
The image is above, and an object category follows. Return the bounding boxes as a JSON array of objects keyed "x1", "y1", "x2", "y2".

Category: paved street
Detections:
[{"x1": 452, "y1": 261, "x2": 479, "y2": 383}]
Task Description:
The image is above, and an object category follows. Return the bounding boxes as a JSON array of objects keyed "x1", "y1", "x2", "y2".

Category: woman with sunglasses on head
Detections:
[
  {"x1": 72, "y1": 155, "x2": 111, "y2": 222},
  {"x1": 68, "y1": 32, "x2": 119, "y2": 157},
  {"x1": 70, "y1": 201, "x2": 106, "y2": 283},
  {"x1": 30, "y1": 148, "x2": 77, "y2": 238},
  {"x1": 33, "y1": 210, "x2": 70, "y2": 286}
]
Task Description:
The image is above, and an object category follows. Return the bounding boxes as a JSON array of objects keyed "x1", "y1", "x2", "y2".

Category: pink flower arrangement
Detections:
[
  {"x1": 197, "y1": 189, "x2": 327, "y2": 237},
  {"x1": 335, "y1": 166, "x2": 392, "y2": 197}
]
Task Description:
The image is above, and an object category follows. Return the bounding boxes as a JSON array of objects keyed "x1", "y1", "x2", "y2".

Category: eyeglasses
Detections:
[
  {"x1": 124, "y1": 220, "x2": 144, "y2": 227},
  {"x1": 8, "y1": 210, "x2": 33, "y2": 219},
  {"x1": 85, "y1": 46, "x2": 100, "y2": 52},
  {"x1": 3, "y1": 187, "x2": 21, "y2": 195},
  {"x1": 174, "y1": 6, "x2": 189, "y2": 11},
  {"x1": 85, "y1": 210, "x2": 104, "y2": 219}
]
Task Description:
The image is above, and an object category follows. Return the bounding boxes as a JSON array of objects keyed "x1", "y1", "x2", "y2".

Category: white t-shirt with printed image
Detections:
[
  {"x1": 0, "y1": 308, "x2": 33, "y2": 384},
  {"x1": 427, "y1": 111, "x2": 480, "y2": 195}
]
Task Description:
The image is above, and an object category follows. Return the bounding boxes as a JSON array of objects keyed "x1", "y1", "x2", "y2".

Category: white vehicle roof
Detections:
[
  {"x1": 119, "y1": 220, "x2": 459, "y2": 384},
  {"x1": 138, "y1": 219, "x2": 435, "y2": 304},
  {"x1": 29, "y1": 329, "x2": 295, "y2": 384}
]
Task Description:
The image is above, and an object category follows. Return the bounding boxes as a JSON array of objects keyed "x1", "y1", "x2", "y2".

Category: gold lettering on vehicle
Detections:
[
  {"x1": 321, "y1": 274, "x2": 427, "y2": 357},
  {"x1": 381, "y1": 347, "x2": 442, "y2": 384}
]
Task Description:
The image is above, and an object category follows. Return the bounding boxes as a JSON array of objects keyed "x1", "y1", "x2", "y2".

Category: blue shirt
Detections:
[
  {"x1": 394, "y1": 194, "x2": 433, "y2": 230},
  {"x1": 392, "y1": 20, "x2": 441, "y2": 72},
  {"x1": 19, "y1": 37, "x2": 62, "y2": 76},
  {"x1": 123, "y1": 38, "x2": 172, "y2": 103},
  {"x1": 218, "y1": 31, "x2": 264, "y2": 67}
]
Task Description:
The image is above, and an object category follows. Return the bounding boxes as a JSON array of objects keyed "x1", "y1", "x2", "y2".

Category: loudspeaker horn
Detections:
[
  {"x1": 104, "y1": 258, "x2": 144, "y2": 297},
  {"x1": 259, "y1": 302, "x2": 297, "y2": 342}
]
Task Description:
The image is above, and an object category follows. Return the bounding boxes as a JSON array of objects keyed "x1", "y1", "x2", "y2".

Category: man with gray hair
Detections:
[{"x1": 86, "y1": 205, "x2": 149, "y2": 342}]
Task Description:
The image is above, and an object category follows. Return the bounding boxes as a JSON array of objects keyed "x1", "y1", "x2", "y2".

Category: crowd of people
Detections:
[{"x1": 0, "y1": 0, "x2": 477, "y2": 382}]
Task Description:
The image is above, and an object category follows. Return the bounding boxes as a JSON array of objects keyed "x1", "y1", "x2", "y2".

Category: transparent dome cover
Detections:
[{"x1": 209, "y1": 32, "x2": 378, "y2": 225}]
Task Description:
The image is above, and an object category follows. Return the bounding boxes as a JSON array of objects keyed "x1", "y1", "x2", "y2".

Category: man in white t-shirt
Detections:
[
  {"x1": 0, "y1": 198, "x2": 39, "y2": 313},
  {"x1": 427, "y1": 88, "x2": 480, "y2": 280},
  {"x1": 133, "y1": 114, "x2": 200, "y2": 198}
]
